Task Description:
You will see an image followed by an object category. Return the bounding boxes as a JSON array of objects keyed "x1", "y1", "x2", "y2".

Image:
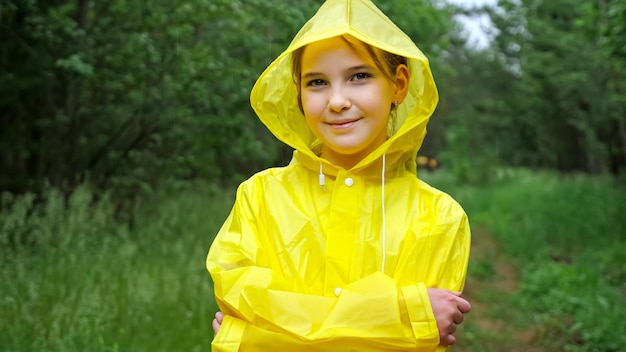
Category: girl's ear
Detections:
[{"x1": 393, "y1": 64, "x2": 410, "y2": 103}]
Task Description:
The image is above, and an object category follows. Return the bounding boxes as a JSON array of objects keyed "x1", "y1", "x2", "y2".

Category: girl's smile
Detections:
[{"x1": 326, "y1": 117, "x2": 363, "y2": 130}]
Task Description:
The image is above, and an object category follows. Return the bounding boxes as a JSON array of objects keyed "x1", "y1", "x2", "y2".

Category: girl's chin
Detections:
[{"x1": 323, "y1": 143, "x2": 375, "y2": 158}]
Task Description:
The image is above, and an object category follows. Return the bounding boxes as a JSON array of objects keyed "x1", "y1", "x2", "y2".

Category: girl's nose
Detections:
[{"x1": 327, "y1": 87, "x2": 351, "y2": 112}]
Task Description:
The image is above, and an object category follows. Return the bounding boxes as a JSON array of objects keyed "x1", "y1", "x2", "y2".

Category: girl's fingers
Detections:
[
  {"x1": 453, "y1": 311, "x2": 464, "y2": 324},
  {"x1": 456, "y1": 296, "x2": 472, "y2": 313},
  {"x1": 441, "y1": 333, "x2": 456, "y2": 346},
  {"x1": 212, "y1": 318, "x2": 221, "y2": 335},
  {"x1": 215, "y1": 311, "x2": 225, "y2": 323},
  {"x1": 213, "y1": 312, "x2": 225, "y2": 335}
]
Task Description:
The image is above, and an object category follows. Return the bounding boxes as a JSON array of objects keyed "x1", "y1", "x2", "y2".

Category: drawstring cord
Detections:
[
  {"x1": 381, "y1": 153, "x2": 387, "y2": 274},
  {"x1": 319, "y1": 162, "x2": 325, "y2": 191}
]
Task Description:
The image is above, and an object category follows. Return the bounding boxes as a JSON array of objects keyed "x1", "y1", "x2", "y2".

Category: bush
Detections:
[
  {"x1": 0, "y1": 183, "x2": 231, "y2": 351},
  {"x1": 424, "y1": 169, "x2": 625, "y2": 351}
]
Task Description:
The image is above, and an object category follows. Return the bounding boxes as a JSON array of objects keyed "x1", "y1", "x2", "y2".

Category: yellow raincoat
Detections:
[{"x1": 207, "y1": 0, "x2": 470, "y2": 350}]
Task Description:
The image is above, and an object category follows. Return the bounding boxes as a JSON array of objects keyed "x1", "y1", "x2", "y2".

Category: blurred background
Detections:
[{"x1": 1, "y1": 0, "x2": 624, "y2": 351}]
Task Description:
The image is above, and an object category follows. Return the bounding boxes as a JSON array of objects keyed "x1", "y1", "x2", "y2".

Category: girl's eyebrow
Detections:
[
  {"x1": 302, "y1": 65, "x2": 372, "y2": 79},
  {"x1": 302, "y1": 72, "x2": 323, "y2": 80},
  {"x1": 346, "y1": 65, "x2": 371, "y2": 72}
]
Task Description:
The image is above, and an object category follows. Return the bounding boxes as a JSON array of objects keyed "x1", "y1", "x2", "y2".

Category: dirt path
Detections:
[{"x1": 454, "y1": 226, "x2": 544, "y2": 352}]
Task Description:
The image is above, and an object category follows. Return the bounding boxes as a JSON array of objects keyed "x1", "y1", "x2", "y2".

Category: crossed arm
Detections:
[
  {"x1": 212, "y1": 288, "x2": 470, "y2": 347},
  {"x1": 207, "y1": 183, "x2": 471, "y2": 350}
]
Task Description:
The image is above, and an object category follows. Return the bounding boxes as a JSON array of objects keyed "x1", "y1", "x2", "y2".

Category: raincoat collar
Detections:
[{"x1": 250, "y1": 0, "x2": 438, "y2": 176}]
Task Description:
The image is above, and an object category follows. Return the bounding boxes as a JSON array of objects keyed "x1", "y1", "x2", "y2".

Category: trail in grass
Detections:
[{"x1": 455, "y1": 226, "x2": 544, "y2": 352}]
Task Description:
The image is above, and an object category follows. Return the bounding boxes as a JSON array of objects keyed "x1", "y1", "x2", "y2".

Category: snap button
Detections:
[
  {"x1": 344, "y1": 178, "x2": 354, "y2": 187},
  {"x1": 334, "y1": 287, "x2": 342, "y2": 296}
]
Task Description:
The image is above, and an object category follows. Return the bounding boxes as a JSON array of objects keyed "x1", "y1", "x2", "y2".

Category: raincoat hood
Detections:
[{"x1": 250, "y1": 0, "x2": 438, "y2": 173}]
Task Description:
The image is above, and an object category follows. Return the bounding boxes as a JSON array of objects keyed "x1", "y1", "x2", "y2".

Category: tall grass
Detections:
[
  {"x1": 3, "y1": 170, "x2": 623, "y2": 351},
  {"x1": 424, "y1": 169, "x2": 626, "y2": 351},
  {"x1": 0, "y1": 184, "x2": 232, "y2": 351}
]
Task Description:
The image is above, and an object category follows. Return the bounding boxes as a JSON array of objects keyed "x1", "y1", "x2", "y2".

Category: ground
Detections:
[{"x1": 454, "y1": 226, "x2": 545, "y2": 352}]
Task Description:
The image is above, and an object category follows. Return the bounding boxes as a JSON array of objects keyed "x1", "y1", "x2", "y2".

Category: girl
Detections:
[{"x1": 206, "y1": 0, "x2": 471, "y2": 350}]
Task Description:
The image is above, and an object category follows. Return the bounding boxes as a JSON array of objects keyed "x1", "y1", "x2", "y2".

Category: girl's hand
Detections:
[
  {"x1": 427, "y1": 288, "x2": 471, "y2": 346},
  {"x1": 212, "y1": 311, "x2": 225, "y2": 335}
]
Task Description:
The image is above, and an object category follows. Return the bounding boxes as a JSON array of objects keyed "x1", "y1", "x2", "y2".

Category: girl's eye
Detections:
[
  {"x1": 306, "y1": 79, "x2": 326, "y2": 87},
  {"x1": 352, "y1": 72, "x2": 371, "y2": 81}
]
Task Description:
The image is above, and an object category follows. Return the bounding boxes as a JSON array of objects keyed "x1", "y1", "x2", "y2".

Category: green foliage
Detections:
[
  {"x1": 0, "y1": 0, "x2": 461, "y2": 200},
  {"x1": 466, "y1": 0, "x2": 626, "y2": 174},
  {"x1": 0, "y1": 183, "x2": 232, "y2": 351},
  {"x1": 518, "y1": 261, "x2": 625, "y2": 351},
  {"x1": 434, "y1": 0, "x2": 626, "y2": 183},
  {"x1": 2, "y1": 170, "x2": 623, "y2": 351},
  {"x1": 425, "y1": 169, "x2": 626, "y2": 351},
  {"x1": 467, "y1": 257, "x2": 496, "y2": 281},
  {"x1": 0, "y1": 0, "x2": 319, "y2": 197},
  {"x1": 3, "y1": 0, "x2": 625, "y2": 200}
]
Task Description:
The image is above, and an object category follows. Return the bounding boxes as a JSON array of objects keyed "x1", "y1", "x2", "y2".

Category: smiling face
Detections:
[{"x1": 298, "y1": 36, "x2": 408, "y2": 169}]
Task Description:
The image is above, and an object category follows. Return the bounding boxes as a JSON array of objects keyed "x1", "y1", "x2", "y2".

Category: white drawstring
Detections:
[
  {"x1": 319, "y1": 162, "x2": 325, "y2": 191},
  {"x1": 381, "y1": 153, "x2": 387, "y2": 274}
]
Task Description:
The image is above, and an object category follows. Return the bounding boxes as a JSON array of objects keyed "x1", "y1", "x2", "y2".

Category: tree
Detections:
[
  {"x1": 0, "y1": 0, "x2": 319, "y2": 197},
  {"x1": 1, "y1": 0, "x2": 461, "y2": 198},
  {"x1": 449, "y1": 0, "x2": 626, "y2": 174}
]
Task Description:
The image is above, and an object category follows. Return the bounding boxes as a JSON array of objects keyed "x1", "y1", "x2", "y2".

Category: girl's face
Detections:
[{"x1": 299, "y1": 36, "x2": 407, "y2": 169}]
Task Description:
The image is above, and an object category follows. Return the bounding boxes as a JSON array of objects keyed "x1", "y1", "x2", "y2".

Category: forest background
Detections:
[{"x1": 1, "y1": 0, "x2": 624, "y2": 351}]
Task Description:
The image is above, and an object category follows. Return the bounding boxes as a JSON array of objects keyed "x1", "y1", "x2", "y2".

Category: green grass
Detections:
[
  {"x1": 2, "y1": 170, "x2": 624, "y2": 351},
  {"x1": 0, "y1": 184, "x2": 232, "y2": 351},
  {"x1": 424, "y1": 168, "x2": 626, "y2": 352}
]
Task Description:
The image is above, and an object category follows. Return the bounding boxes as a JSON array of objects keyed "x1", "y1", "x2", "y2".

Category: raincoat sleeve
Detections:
[
  {"x1": 399, "y1": 195, "x2": 471, "y2": 352},
  {"x1": 207, "y1": 179, "x2": 468, "y2": 351}
]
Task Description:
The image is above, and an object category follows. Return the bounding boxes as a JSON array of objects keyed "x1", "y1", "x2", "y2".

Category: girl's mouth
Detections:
[{"x1": 327, "y1": 118, "x2": 362, "y2": 129}]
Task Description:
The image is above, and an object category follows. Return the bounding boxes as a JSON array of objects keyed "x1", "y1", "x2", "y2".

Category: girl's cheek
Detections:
[{"x1": 301, "y1": 96, "x2": 317, "y2": 115}]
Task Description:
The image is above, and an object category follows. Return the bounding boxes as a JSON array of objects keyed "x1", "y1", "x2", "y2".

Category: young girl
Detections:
[{"x1": 206, "y1": 0, "x2": 471, "y2": 350}]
